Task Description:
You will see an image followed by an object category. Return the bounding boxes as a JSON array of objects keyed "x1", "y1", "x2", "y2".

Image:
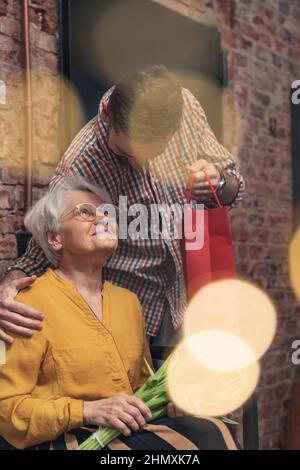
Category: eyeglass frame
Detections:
[{"x1": 59, "y1": 202, "x2": 118, "y2": 223}]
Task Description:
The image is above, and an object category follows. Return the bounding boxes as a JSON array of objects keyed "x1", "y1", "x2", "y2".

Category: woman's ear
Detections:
[{"x1": 47, "y1": 232, "x2": 62, "y2": 252}]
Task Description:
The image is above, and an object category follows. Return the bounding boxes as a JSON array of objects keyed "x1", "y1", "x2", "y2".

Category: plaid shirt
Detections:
[{"x1": 8, "y1": 87, "x2": 245, "y2": 336}]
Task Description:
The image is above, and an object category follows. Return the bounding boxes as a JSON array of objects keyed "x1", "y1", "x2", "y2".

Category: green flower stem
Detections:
[{"x1": 77, "y1": 356, "x2": 237, "y2": 450}]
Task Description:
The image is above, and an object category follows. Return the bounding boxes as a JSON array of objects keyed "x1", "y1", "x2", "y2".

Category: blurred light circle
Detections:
[
  {"x1": 289, "y1": 226, "x2": 300, "y2": 300},
  {"x1": 167, "y1": 336, "x2": 260, "y2": 417},
  {"x1": 1, "y1": 72, "x2": 85, "y2": 172},
  {"x1": 183, "y1": 279, "x2": 277, "y2": 362},
  {"x1": 186, "y1": 329, "x2": 257, "y2": 371}
]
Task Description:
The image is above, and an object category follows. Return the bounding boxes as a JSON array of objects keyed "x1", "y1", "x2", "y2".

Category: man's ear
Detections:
[
  {"x1": 47, "y1": 232, "x2": 62, "y2": 253},
  {"x1": 102, "y1": 101, "x2": 110, "y2": 124}
]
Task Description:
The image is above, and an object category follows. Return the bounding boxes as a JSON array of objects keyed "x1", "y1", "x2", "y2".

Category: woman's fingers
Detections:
[
  {"x1": 117, "y1": 410, "x2": 143, "y2": 432},
  {"x1": 106, "y1": 416, "x2": 132, "y2": 437},
  {"x1": 85, "y1": 395, "x2": 151, "y2": 436},
  {"x1": 125, "y1": 395, "x2": 152, "y2": 419},
  {"x1": 125, "y1": 404, "x2": 147, "y2": 427},
  {"x1": 119, "y1": 395, "x2": 149, "y2": 428}
]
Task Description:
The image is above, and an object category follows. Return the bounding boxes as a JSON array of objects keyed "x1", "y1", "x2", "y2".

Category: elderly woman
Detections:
[{"x1": 0, "y1": 176, "x2": 237, "y2": 450}]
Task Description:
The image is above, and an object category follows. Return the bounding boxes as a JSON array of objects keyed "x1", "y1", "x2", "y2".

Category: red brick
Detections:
[
  {"x1": 0, "y1": 15, "x2": 21, "y2": 40},
  {"x1": 0, "y1": 188, "x2": 15, "y2": 209},
  {"x1": 215, "y1": 0, "x2": 236, "y2": 28},
  {"x1": 43, "y1": 53, "x2": 58, "y2": 74},
  {"x1": 259, "y1": 401, "x2": 282, "y2": 420},
  {"x1": 2, "y1": 166, "x2": 24, "y2": 184},
  {"x1": 250, "y1": 104, "x2": 266, "y2": 119},
  {"x1": 275, "y1": 40, "x2": 286, "y2": 53},
  {"x1": 14, "y1": 185, "x2": 26, "y2": 211},
  {"x1": 279, "y1": 1, "x2": 290, "y2": 16},
  {"x1": 0, "y1": 0, "x2": 8, "y2": 17},
  {"x1": 239, "y1": 22, "x2": 260, "y2": 41},
  {"x1": 231, "y1": 52, "x2": 248, "y2": 67},
  {"x1": 256, "y1": 5, "x2": 274, "y2": 20},
  {"x1": 221, "y1": 29, "x2": 237, "y2": 48},
  {"x1": 0, "y1": 212, "x2": 23, "y2": 233},
  {"x1": 274, "y1": 383, "x2": 290, "y2": 400},
  {"x1": 253, "y1": 16, "x2": 264, "y2": 27},
  {"x1": 30, "y1": 26, "x2": 57, "y2": 53},
  {"x1": 0, "y1": 234, "x2": 17, "y2": 258},
  {"x1": 259, "y1": 33, "x2": 273, "y2": 48}
]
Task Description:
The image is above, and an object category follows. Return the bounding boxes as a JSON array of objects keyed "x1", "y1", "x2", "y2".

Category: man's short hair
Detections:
[{"x1": 108, "y1": 64, "x2": 183, "y2": 143}]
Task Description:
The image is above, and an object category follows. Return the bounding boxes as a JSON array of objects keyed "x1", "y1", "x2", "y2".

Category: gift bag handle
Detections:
[{"x1": 187, "y1": 170, "x2": 222, "y2": 208}]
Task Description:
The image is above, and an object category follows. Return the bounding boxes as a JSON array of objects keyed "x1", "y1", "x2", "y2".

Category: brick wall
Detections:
[
  {"x1": 152, "y1": 0, "x2": 300, "y2": 449},
  {"x1": 1, "y1": 0, "x2": 300, "y2": 449},
  {"x1": 0, "y1": 0, "x2": 60, "y2": 276}
]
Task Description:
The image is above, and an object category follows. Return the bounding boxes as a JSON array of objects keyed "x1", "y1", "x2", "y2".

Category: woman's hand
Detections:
[{"x1": 83, "y1": 393, "x2": 152, "y2": 436}]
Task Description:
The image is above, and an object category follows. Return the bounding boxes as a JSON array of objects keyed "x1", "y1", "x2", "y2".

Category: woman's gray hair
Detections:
[{"x1": 24, "y1": 176, "x2": 112, "y2": 267}]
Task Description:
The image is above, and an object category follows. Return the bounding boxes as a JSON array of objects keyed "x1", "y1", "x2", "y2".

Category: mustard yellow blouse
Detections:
[{"x1": 0, "y1": 268, "x2": 152, "y2": 449}]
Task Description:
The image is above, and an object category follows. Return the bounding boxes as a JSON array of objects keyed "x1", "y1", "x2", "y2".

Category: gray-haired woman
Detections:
[{"x1": 0, "y1": 176, "x2": 237, "y2": 450}]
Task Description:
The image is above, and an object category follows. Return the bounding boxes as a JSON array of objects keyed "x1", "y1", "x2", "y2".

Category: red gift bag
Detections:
[{"x1": 181, "y1": 171, "x2": 235, "y2": 301}]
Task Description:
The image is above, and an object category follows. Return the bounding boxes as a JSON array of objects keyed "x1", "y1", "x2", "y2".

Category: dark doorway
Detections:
[
  {"x1": 291, "y1": 90, "x2": 300, "y2": 229},
  {"x1": 59, "y1": 0, "x2": 224, "y2": 150}
]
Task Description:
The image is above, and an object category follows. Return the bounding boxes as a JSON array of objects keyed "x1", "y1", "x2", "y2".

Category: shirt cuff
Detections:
[{"x1": 68, "y1": 399, "x2": 84, "y2": 431}]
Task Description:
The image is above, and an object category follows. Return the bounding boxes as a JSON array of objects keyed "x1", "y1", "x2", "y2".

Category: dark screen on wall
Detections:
[{"x1": 59, "y1": 0, "x2": 224, "y2": 148}]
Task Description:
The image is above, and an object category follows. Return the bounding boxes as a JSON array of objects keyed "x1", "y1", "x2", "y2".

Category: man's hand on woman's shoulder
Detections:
[{"x1": 0, "y1": 274, "x2": 44, "y2": 344}]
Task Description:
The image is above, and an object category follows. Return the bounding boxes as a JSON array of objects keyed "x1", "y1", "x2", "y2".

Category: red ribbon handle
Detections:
[{"x1": 187, "y1": 169, "x2": 222, "y2": 208}]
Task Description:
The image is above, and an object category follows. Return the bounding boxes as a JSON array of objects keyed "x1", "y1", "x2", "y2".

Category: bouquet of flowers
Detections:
[{"x1": 78, "y1": 357, "x2": 237, "y2": 450}]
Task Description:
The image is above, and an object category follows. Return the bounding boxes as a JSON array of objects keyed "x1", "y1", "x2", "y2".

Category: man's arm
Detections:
[
  {"x1": 0, "y1": 275, "x2": 44, "y2": 344},
  {"x1": 184, "y1": 88, "x2": 245, "y2": 207},
  {"x1": 190, "y1": 158, "x2": 245, "y2": 208},
  {"x1": 4, "y1": 237, "x2": 52, "y2": 282},
  {"x1": 1, "y1": 269, "x2": 26, "y2": 284},
  {"x1": 0, "y1": 237, "x2": 51, "y2": 342}
]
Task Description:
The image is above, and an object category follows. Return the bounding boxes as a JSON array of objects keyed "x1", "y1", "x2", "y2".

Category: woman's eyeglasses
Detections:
[{"x1": 59, "y1": 203, "x2": 118, "y2": 222}]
